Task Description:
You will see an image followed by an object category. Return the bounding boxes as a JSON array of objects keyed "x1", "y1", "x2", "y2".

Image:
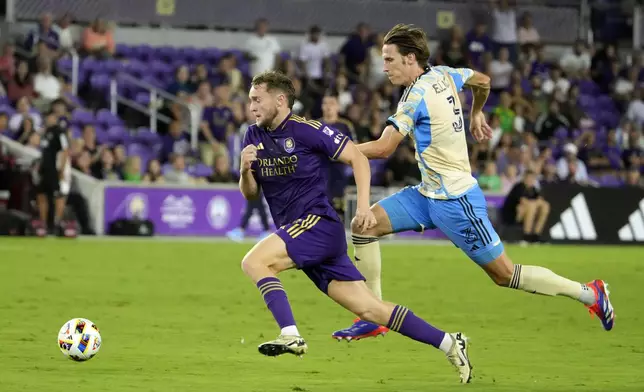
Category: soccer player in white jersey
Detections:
[{"x1": 332, "y1": 24, "x2": 615, "y2": 345}]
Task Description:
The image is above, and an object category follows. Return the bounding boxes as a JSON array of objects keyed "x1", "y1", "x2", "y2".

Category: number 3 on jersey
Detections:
[{"x1": 446, "y1": 95, "x2": 464, "y2": 132}]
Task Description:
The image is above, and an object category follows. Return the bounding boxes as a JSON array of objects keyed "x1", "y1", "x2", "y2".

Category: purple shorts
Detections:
[{"x1": 276, "y1": 214, "x2": 365, "y2": 293}]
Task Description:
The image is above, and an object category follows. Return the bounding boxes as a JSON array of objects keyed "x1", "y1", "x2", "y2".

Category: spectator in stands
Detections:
[
  {"x1": 0, "y1": 42, "x2": 15, "y2": 83},
  {"x1": 191, "y1": 80, "x2": 214, "y2": 109},
  {"x1": 626, "y1": 88, "x2": 644, "y2": 128},
  {"x1": 0, "y1": 113, "x2": 9, "y2": 136},
  {"x1": 465, "y1": 21, "x2": 492, "y2": 70},
  {"x1": 209, "y1": 155, "x2": 235, "y2": 183},
  {"x1": 291, "y1": 78, "x2": 313, "y2": 117},
  {"x1": 92, "y1": 148, "x2": 122, "y2": 180},
  {"x1": 143, "y1": 159, "x2": 164, "y2": 183},
  {"x1": 167, "y1": 65, "x2": 194, "y2": 96},
  {"x1": 591, "y1": 42, "x2": 617, "y2": 86},
  {"x1": 123, "y1": 156, "x2": 142, "y2": 182},
  {"x1": 489, "y1": 47, "x2": 513, "y2": 94},
  {"x1": 24, "y1": 12, "x2": 60, "y2": 54},
  {"x1": 81, "y1": 18, "x2": 115, "y2": 58},
  {"x1": 490, "y1": 0, "x2": 518, "y2": 62},
  {"x1": 614, "y1": 66, "x2": 638, "y2": 105},
  {"x1": 435, "y1": 25, "x2": 469, "y2": 68},
  {"x1": 625, "y1": 169, "x2": 642, "y2": 187},
  {"x1": 51, "y1": 98, "x2": 71, "y2": 126},
  {"x1": 478, "y1": 161, "x2": 502, "y2": 192},
  {"x1": 14, "y1": 117, "x2": 36, "y2": 145},
  {"x1": 113, "y1": 144, "x2": 127, "y2": 173},
  {"x1": 534, "y1": 100, "x2": 570, "y2": 141},
  {"x1": 55, "y1": 14, "x2": 74, "y2": 51},
  {"x1": 540, "y1": 160, "x2": 559, "y2": 184},
  {"x1": 557, "y1": 143, "x2": 589, "y2": 184},
  {"x1": 192, "y1": 64, "x2": 209, "y2": 86},
  {"x1": 164, "y1": 154, "x2": 193, "y2": 184},
  {"x1": 213, "y1": 53, "x2": 244, "y2": 99},
  {"x1": 340, "y1": 22, "x2": 372, "y2": 83},
  {"x1": 33, "y1": 58, "x2": 62, "y2": 112},
  {"x1": 200, "y1": 82, "x2": 234, "y2": 166},
  {"x1": 367, "y1": 33, "x2": 386, "y2": 89},
  {"x1": 9, "y1": 97, "x2": 42, "y2": 133},
  {"x1": 25, "y1": 130, "x2": 41, "y2": 152},
  {"x1": 493, "y1": 91, "x2": 515, "y2": 134},
  {"x1": 513, "y1": 104, "x2": 527, "y2": 133},
  {"x1": 501, "y1": 164, "x2": 519, "y2": 194},
  {"x1": 73, "y1": 150, "x2": 92, "y2": 176},
  {"x1": 245, "y1": 18, "x2": 281, "y2": 77},
  {"x1": 7, "y1": 62, "x2": 35, "y2": 104},
  {"x1": 299, "y1": 25, "x2": 330, "y2": 88},
  {"x1": 622, "y1": 131, "x2": 643, "y2": 171},
  {"x1": 334, "y1": 73, "x2": 353, "y2": 113},
  {"x1": 542, "y1": 67, "x2": 571, "y2": 103},
  {"x1": 82, "y1": 124, "x2": 103, "y2": 165},
  {"x1": 517, "y1": 12, "x2": 540, "y2": 53},
  {"x1": 502, "y1": 170, "x2": 551, "y2": 243},
  {"x1": 161, "y1": 120, "x2": 191, "y2": 163},
  {"x1": 560, "y1": 40, "x2": 591, "y2": 79}
]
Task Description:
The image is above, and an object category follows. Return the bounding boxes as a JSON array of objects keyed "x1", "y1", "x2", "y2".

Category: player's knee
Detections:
[
  {"x1": 350, "y1": 216, "x2": 382, "y2": 237},
  {"x1": 241, "y1": 254, "x2": 271, "y2": 278}
]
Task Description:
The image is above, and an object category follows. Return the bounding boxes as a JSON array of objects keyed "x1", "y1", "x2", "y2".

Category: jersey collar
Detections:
[{"x1": 266, "y1": 111, "x2": 292, "y2": 133}]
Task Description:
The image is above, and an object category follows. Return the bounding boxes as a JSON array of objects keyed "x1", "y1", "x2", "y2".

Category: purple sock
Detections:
[
  {"x1": 387, "y1": 305, "x2": 446, "y2": 349},
  {"x1": 256, "y1": 277, "x2": 296, "y2": 329}
]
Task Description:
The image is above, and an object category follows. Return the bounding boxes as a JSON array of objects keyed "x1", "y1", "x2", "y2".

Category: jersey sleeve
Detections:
[
  {"x1": 386, "y1": 86, "x2": 424, "y2": 137},
  {"x1": 433, "y1": 65, "x2": 475, "y2": 92},
  {"x1": 308, "y1": 124, "x2": 350, "y2": 160}
]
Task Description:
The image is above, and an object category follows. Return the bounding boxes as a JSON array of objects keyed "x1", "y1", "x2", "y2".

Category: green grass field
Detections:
[{"x1": 1, "y1": 238, "x2": 643, "y2": 392}]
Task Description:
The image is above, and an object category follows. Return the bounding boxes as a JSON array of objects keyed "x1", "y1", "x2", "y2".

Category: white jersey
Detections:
[{"x1": 386, "y1": 65, "x2": 477, "y2": 200}]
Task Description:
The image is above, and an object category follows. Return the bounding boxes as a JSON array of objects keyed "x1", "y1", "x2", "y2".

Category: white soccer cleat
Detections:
[
  {"x1": 445, "y1": 332, "x2": 473, "y2": 384},
  {"x1": 257, "y1": 334, "x2": 308, "y2": 357}
]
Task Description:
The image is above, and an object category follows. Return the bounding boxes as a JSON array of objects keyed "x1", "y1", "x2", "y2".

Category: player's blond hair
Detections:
[
  {"x1": 384, "y1": 23, "x2": 430, "y2": 66},
  {"x1": 251, "y1": 71, "x2": 296, "y2": 108}
]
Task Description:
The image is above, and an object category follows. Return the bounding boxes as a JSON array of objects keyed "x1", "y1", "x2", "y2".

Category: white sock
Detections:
[
  {"x1": 438, "y1": 333, "x2": 454, "y2": 354},
  {"x1": 281, "y1": 325, "x2": 300, "y2": 336},
  {"x1": 510, "y1": 265, "x2": 596, "y2": 305},
  {"x1": 352, "y1": 234, "x2": 382, "y2": 300}
]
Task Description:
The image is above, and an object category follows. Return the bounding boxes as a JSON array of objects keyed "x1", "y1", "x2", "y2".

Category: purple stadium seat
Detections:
[
  {"x1": 135, "y1": 128, "x2": 161, "y2": 146},
  {"x1": 71, "y1": 108, "x2": 95, "y2": 126},
  {"x1": 190, "y1": 163, "x2": 213, "y2": 178},
  {"x1": 115, "y1": 43, "x2": 133, "y2": 58},
  {"x1": 106, "y1": 126, "x2": 128, "y2": 145},
  {"x1": 157, "y1": 46, "x2": 178, "y2": 62},
  {"x1": 578, "y1": 80, "x2": 600, "y2": 95},
  {"x1": 95, "y1": 126, "x2": 109, "y2": 145},
  {"x1": 96, "y1": 109, "x2": 123, "y2": 127},
  {"x1": 90, "y1": 73, "x2": 111, "y2": 90},
  {"x1": 81, "y1": 57, "x2": 102, "y2": 73},
  {"x1": 554, "y1": 127, "x2": 569, "y2": 141},
  {"x1": 204, "y1": 48, "x2": 222, "y2": 65},
  {"x1": 179, "y1": 47, "x2": 200, "y2": 63}
]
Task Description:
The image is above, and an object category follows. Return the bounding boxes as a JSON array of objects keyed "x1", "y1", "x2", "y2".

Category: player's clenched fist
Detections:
[{"x1": 240, "y1": 145, "x2": 258, "y2": 172}]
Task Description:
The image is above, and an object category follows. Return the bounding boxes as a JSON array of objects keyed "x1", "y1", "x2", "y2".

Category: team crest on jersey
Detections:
[{"x1": 284, "y1": 137, "x2": 295, "y2": 153}]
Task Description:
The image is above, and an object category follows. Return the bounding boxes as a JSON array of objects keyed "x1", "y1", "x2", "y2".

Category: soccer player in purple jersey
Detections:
[{"x1": 239, "y1": 71, "x2": 474, "y2": 383}]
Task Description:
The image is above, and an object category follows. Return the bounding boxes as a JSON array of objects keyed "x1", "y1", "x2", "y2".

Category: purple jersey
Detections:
[
  {"x1": 202, "y1": 105, "x2": 234, "y2": 142},
  {"x1": 243, "y1": 113, "x2": 350, "y2": 228},
  {"x1": 318, "y1": 118, "x2": 355, "y2": 203}
]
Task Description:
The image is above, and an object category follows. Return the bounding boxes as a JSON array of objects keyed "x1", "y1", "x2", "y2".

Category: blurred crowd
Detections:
[{"x1": 1, "y1": 0, "x2": 643, "y2": 197}]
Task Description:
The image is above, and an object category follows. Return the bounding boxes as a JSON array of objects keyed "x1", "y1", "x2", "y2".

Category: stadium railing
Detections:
[{"x1": 109, "y1": 73, "x2": 200, "y2": 149}]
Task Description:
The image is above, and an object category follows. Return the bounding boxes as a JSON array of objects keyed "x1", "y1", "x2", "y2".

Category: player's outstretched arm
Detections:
[
  {"x1": 239, "y1": 144, "x2": 260, "y2": 200},
  {"x1": 464, "y1": 70, "x2": 491, "y2": 115},
  {"x1": 356, "y1": 125, "x2": 405, "y2": 160},
  {"x1": 337, "y1": 141, "x2": 377, "y2": 231}
]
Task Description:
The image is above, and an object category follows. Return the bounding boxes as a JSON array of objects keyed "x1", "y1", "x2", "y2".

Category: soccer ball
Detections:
[{"x1": 57, "y1": 318, "x2": 102, "y2": 361}]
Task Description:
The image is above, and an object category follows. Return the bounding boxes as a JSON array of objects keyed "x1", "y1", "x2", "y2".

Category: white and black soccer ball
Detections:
[{"x1": 57, "y1": 318, "x2": 102, "y2": 361}]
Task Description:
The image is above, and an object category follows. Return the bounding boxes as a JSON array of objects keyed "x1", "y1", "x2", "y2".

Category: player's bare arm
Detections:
[
  {"x1": 337, "y1": 141, "x2": 377, "y2": 232},
  {"x1": 239, "y1": 144, "x2": 260, "y2": 200},
  {"x1": 464, "y1": 70, "x2": 493, "y2": 141},
  {"x1": 355, "y1": 125, "x2": 405, "y2": 159}
]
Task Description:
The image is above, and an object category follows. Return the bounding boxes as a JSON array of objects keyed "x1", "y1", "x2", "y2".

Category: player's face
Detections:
[
  {"x1": 322, "y1": 96, "x2": 339, "y2": 118},
  {"x1": 382, "y1": 44, "x2": 410, "y2": 86},
  {"x1": 249, "y1": 83, "x2": 279, "y2": 128}
]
